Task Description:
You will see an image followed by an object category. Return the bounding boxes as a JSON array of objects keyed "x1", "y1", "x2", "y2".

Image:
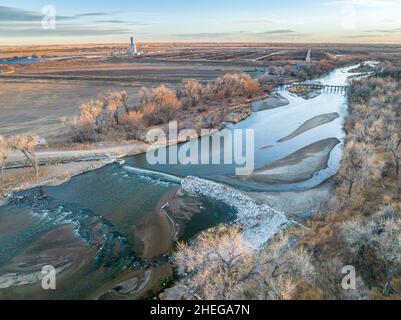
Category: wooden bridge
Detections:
[{"x1": 277, "y1": 82, "x2": 349, "y2": 93}]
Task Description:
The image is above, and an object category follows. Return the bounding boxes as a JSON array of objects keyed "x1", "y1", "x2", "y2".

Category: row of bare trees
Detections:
[
  {"x1": 65, "y1": 90, "x2": 130, "y2": 143},
  {"x1": 299, "y1": 66, "x2": 401, "y2": 299},
  {"x1": 66, "y1": 73, "x2": 261, "y2": 143},
  {"x1": 337, "y1": 73, "x2": 401, "y2": 296},
  {"x1": 338, "y1": 76, "x2": 401, "y2": 198},
  {"x1": 265, "y1": 59, "x2": 339, "y2": 81},
  {"x1": 0, "y1": 134, "x2": 39, "y2": 181},
  {"x1": 180, "y1": 73, "x2": 261, "y2": 107}
]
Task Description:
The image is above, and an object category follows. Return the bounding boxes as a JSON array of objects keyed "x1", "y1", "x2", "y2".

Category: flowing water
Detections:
[
  {"x1": 0, "y1": 64, "x2": 361, "y2": 299},
  {"x1": 128, "y1": 65, "x2": 356, "y2": 191}
]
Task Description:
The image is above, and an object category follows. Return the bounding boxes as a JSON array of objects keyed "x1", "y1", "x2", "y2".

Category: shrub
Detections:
[
  {"x1": 162, "y1": 226, "x2": 314, "y2": 300},
  {"x1": 181, "y1": 79, "x2": 203, "y2": 109},
  {"x1": 120, "y1": 111, "x2": 144, "y2": 140},
  {"x1": 9, "y1": 134, "x2": 39, "y2": 176},
  {"x1": 140, "y1": 85, "x2": 182, "y2": 125}
]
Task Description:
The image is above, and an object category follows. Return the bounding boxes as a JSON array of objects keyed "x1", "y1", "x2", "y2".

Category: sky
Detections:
[{"x1": 0, "y1": 0, "x2": 401, "y2": 45}]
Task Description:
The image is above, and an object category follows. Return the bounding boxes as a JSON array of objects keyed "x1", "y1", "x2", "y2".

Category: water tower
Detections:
[{"x1": 129, "y1": 36, "x2": 137, "y2": 55}]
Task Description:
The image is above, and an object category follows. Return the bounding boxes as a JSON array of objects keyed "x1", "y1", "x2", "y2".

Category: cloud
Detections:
[
  {"x1": 0, "y1": 5, "x2": 70, "y2": 21},
  {"x1": 232, "y1": 19, "x2": 276, "y2": 25},
  {"x1": 230, "y1": 18, "x2": 305, "y2": 26},
  {"x1": 0, "y1": 5, "x2": 147, "y2": 39},
  {"x1": 0, "y1": 23, "x2": 133, "y2": 37},
  {"x1": 0, "y1": 5, "x2": 120, "y2": 23},
  {"x1": 263, "y1": 29, "x2": 296, "y2": 34},
  {"x1": 94, "y1": 20, "x2": 148, "y2": 26},
  {"x1": 173, "y1": 30, "x2": 310, "y2": 41},
  {"x1": 94, "y1": 20, "x2": 129, "y2": 24},
  {"x1": 175, "y1": 31, "x2": 247, "y2": 38},
  {"x1": 343, "y1": 34, "x2": 384, "y2": 37},
  {"x1": 363, "y1": 28, "x2": 401, "y2": 33},
  {"x1": 75, "y1": 12, "x2": 116, "y2": 17}
]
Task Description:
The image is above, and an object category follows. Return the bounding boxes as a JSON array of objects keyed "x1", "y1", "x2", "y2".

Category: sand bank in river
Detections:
[
  {"x1": 246, "y1": 180, "x2": 336, "y2": 217},
  {"x1": 277, "y1": 113, "x2": 339, "y2": 142},
  {"x1": 252, "y1": 93, "x2": 289, "y2": 111},
  {"x1": 136, "y1": 187, "x2": 180, "y2": 259},
  {"x1": 249, "y1": 138, "x2": 341, "y2": 184}
]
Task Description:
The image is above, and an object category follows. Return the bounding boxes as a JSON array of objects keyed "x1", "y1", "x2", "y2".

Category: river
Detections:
[{"x1": 0, "y1": 63, "x2": 361, "y2": 299}]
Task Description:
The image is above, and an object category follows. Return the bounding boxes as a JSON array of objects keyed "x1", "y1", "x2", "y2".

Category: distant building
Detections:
[
  {"x1": 110, "y1": 36, "x2": 142, "y2": 57},
  {"x1": 128, "y1": 36, "x2": 141, "y2": 56}
]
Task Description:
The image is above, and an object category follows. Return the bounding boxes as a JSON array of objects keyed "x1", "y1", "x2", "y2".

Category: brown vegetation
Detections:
[
  {"x1": 0, "y1": 134, "x2": 40, "y2": 182},
  {"x1": 0, "y1": 136, "x2": 9, "y2": 181},
  {"x1": 162, "y1": 226, "x2": 313, "y2": 300},
  {"x1": 162, "y1": 63, "x2": 401, "y2": 301},
  {"x1": 0, "y1": 64, "x2": 14, "y2": 74},
  {"x1": 265, "y1": 57, "x2": 346, "y2": 82},
  {"x1": 65, "y1": 73, "x2": 262, "y2": 143},
  {"x1": 140, "y1": 85, "x2": 182, "y2": 125},
  {"x1": 297, "y1": 64, "x2": 401, "y2": 299},
  {"x1": 8, "y1": 134, "x2": 40, "y2": 176}
]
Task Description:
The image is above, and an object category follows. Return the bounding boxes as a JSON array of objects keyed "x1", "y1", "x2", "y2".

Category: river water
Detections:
[
  {"x1": 0, "y1": 58, "x2": 45, "y2": 65},
  {"x1": 0, "y1": 64, "x2": 360, "y2": 299},
  {"x1": 128, "y1": 65, "x2": 354, "y2": 191}
]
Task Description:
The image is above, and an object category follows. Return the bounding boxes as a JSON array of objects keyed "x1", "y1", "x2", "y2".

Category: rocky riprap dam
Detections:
[{"x1": 181, "y1": 176, "x2": 291, "y2": 248}]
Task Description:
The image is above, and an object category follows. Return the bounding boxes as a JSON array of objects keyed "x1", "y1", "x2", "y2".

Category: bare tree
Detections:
[
  {"x1": 162, "y1": 225, "x2": 313, "y2": 300},
  {"x1": 337, "y1": 141, "x2": 368, "y2": 196},
  {"x1": 383, "y1": 122, "x2": 401, "y2": 187},
  {"x1": 79, "y1": 100, "x2": 104, "y2": 141},
  {"x1": 120, "y1": 111, "x2": 144, "y2": 140},
  {"x1": 106, "y1": 90, "x2": 129, "y2": 113},
  {"x1": 139, "y1": 86, "x2": 152, "y2": 105},
  {"x1": 240, "y1": 73, "x2": 261, "y2": 98},
  {"x1": 182, "y1": 79, "x2": 203, "y2": 109},
  {"x1": 369, "y1": 113, "x2": 401, "y2": 187},
  {"x1": 141, "y1": 85, "x2": 182, "y2": 125},
  {"x1": 103, "y1": 90, "x2": 129, "y2": 124},
  {"x1": 342, "y1": 213, "x2": 401, "y2": 296},
  {"x1": 0, "y1": 136, "x2": 10, "y2": 181},
  {"x1": 9, "y1": 134, "x2": 39, "y2": 176}
]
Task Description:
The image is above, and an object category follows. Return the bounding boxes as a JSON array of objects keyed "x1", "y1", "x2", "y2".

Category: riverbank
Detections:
[
  {"x1": 1, "y1": 92, "x2": 266, "y2": 203},
  {"x1": 182, "y1": 176, "x2": 290, "y2": 248},
  {"x1": 0, "y1": 161, "x2": 104, "y2": 206},
  {"x1": 246, "y1": 179, "x2": 336, "y2": 218},
  {"x1": 249, "y1": 138, "x2": 341, "y2": 184},
  {"x1": 252, "y1": 92, "x2": 290, "y2": 111}
]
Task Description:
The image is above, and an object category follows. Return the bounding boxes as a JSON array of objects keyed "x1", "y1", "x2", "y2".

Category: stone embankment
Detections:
[{"x1": 181, "y1": 176, "x2": 290, "y2": 248}]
